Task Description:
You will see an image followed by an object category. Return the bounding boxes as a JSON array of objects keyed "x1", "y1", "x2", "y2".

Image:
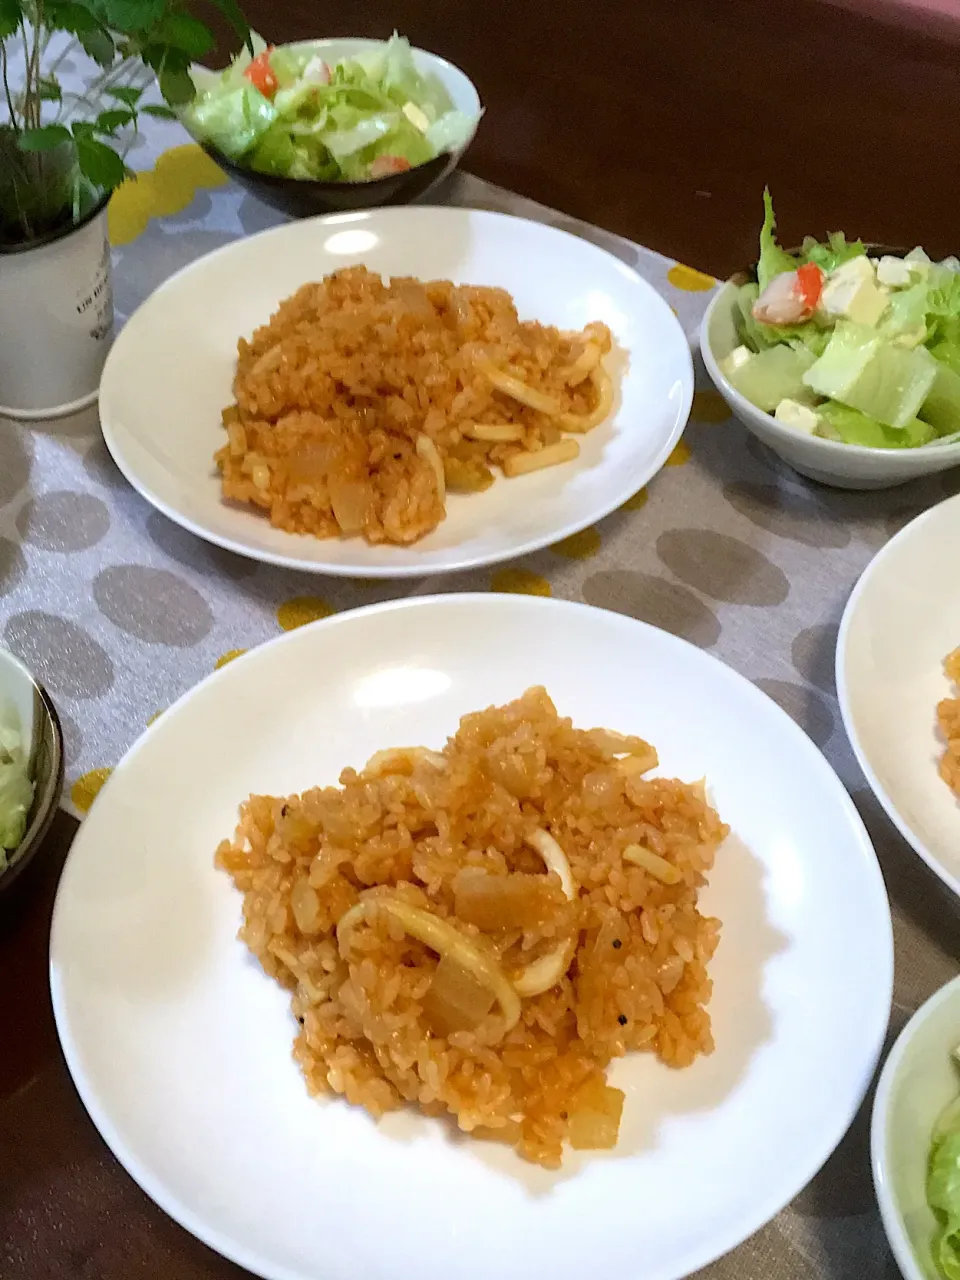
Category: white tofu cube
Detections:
[
  {"x1": 726, "y1": 345, "x2": 753, "y2": 373},
  {"x1": 402, "y1": 101, "x2": 431, "y2": 132},
  {"x1": 905, "y1": 247, "x2": 932, "y2": 277},
  {"x1": 820, "y1": 256, "x2": 889, "y2": 327},
  {"x1": 774, "y1": 399, "x2": 820, "y2": 434},
  {"x1": 876, "y1": 256, "x2": 913, "y2": 289}
]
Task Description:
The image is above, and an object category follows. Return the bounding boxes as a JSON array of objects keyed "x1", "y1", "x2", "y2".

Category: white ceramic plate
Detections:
[
  {"x1": 98, "y1": 206, "x2": 692, "y2": 577},
  {"x1": 50, "y1": 595, "x2": 893, "y2": 1280},
  {"x1": 837, "y1": 492, "x2": 960, "y2": 898}
]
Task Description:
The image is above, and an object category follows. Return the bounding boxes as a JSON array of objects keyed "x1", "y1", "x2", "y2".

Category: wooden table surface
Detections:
[{"x1": 3, "y1": 0, "x2": 959, "y2": 1275}]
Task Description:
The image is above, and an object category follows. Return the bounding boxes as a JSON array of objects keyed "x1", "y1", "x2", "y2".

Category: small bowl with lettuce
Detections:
[
  {"x1": 181, "y1": 34, "x2": 482, "y2": 218},
  {"x1": 701, "y1": 193, "x2": 960, "y2": 489},
  {"x1": 0, "y1": 647, "x2": 63, "y2": 898},
  {"x1": 873, "y1": 975, "x2": 960, "y2": 1280}
]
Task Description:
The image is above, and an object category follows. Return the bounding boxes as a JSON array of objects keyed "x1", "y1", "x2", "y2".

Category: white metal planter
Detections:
[{"x1": 0, "y1": 197, "x2": 114, "y2": 421}]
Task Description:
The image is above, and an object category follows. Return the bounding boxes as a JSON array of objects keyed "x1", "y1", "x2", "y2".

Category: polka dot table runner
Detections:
[{"x1": 2, "y1": 77, "x2": 958, "y2": 1279}]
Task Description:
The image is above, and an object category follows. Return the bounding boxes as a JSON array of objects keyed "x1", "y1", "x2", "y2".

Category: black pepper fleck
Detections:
[
  {"x1": 618, "y1": 1014, "x2": 628, "y2": 1026},
  {"x1": 280, "y1": 804, "x2": 289, "y2": 817},
  {"x1": 612, "y1": 938, "x2": 622, "y2": 949},
  {"x1": 297, "y1": 1016, "x2": 304, "y2": 1024}
]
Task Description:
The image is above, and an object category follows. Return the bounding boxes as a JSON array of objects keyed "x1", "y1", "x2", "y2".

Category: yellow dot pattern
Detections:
[
  {"x1": 109, "y1": 144, "x2": 228, "y2": 246},
  {"x1": 215, "y1": 648, "x2": 247, "y2": 669},
  {"x1": 691, "y1": 390, "x2": 731, "y2": 424},
  {"x1": 622, "y1": 487, "x2": 649, "y2": 511},
  {"x1": 491, "y1": 568, "x2": 552, "y2": 597},
  {"x1": 551, "y1": 528, "x2": 601, "y2": 560},
  {"x1": 666, "y1": 439, "x2": 692, "y2": 467},
  {"x1": 72, "y1": 767, "x2": 113, "y2": 814},
  {"x1": 277, "y1": 597, "x2": 336, "y2": 632},
  {"x1": 667, "y1": 263, "x2": 716, "y2": 293}
]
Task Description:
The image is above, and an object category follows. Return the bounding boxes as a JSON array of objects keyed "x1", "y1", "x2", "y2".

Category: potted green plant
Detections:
[{"x1": 0, "y1": 0, "x2": 249, "y2": 419}]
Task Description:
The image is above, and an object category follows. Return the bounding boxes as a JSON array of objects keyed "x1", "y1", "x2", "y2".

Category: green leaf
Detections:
[
  {"x1": 159, "y1": 64, "x2": 197, "y2": 106},
  {"x1": 156, "y1": 12, "x2": 214, "y2": 57},
  {"x1": 95, "y1": 107, "x2": 134, "y2": 134},
  {"x1": 79, "y1": 27, "x2": 117, "y2": 67},
  {"x1": 0, "y1": 0, "x2": 22, "y2": 40},
  {"x1": 99, "y1": 0, "x2": 165, "y2": 33},
  {"x1": 141, "y1": 103, "x2": 177, "y2": 120},
  {"x1": 205, "y1": 0, "x2": 251, "y2": 47},
  {"x1": 47, "y1": 1, "x2": 97, "y2": 35},
  {"x1": 105, "y1": 85, "x2": 143, "y2": 107},
  {"x1": 74, "y1": 133, "x2": 126, "y2": 189},
  {"x1": 757, "y1": 189, "x2": 798, "y2": 295},
  {"x1": 17, "y1": 124, "x2": 73, "y2": 151},
  {"x1": 70, "y1": 120, "x2": 96, "y2": 139},
  {"x1": 800, "y1": 231, "x2": 867, "y2": 276},
  {"x1": 38, "y1": 77, "x2": 63, "y2": 103}
]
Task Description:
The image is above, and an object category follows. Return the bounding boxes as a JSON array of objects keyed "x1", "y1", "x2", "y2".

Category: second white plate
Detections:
[
  {"x1": 838, "y1": 491, "x2": 960, "y2": 896},
  {"x1": 51, "y1": 594, "x2": 892, "y2": 1280},
  {"x1": 98, "y1": 206, "x2": 692, "y2": 577}
]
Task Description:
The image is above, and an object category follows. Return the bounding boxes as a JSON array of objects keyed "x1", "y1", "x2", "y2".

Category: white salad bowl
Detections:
[
  {"x1": 701, "y1": 280, "x2": 960, "y2": 490},
  {"x1": 872, "y1": 976, "x2": 960, "y2": 1280}
]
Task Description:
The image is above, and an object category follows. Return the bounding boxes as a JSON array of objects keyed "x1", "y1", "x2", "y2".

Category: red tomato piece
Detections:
[
  {"x1": 244, "y1": 48, "x2": 278, "y2": 100},
  {"x1": 370, "y1": 154, "x2": 412, "y2": 179},
  {"x1": 795, "y1": 262, "x2": 824, "y2": 311}
]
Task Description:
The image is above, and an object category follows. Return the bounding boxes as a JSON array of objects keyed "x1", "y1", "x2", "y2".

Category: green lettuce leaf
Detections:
[
  {"x1": 929, "y1": 341, "x2": 960, "y2": 377},
  {"x1": 817, "y1": 401, "x2": 935, "y2": 448},
  {"x1": 803, "y1": 323, "x2": 938, "y2": 429},
  {"x1": 799, "y1": 230, "x2": 867, "y2": 275},
  {"x1": 181, "y1": 81, "x2": 276, "y2": 159},
  {"x1": 757, "y1": 189, "x2": 798, "y2": 294},
  {"x1": 919, "y1": 358, "x2": 960, "y2": 437},
  {"x1": 721, "y1": 344, "x2": 816, "y2": 412},
  {"x1": 930, "y1": 1131, "x2": 960, "y2": 1280},
  {"x1": 0, "y1": 703, "x2": 34, "y2": 861}
]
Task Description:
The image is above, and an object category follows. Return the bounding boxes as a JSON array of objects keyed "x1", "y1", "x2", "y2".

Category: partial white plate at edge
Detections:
[
  {"x1": 50, "y1": 594, "x2": 892, "y2": 1280},
  {"x1": 837, "y1": 490, "x2": 960, "y2": 896},
  {"x1": 97, "y1": 206, "x2": 692, "y2": 578}
]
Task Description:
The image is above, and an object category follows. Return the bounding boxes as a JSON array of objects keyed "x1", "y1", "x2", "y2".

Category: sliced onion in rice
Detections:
[
  {"x1": 622, "y1": 843, "x2": 683, "y2": 885},
  {"x1": 588, "y1": 728, "x2": 658, "y2": 766},
  {"x1": 423, "y1": 952, "x2": 496, "y2": 1034},
  {"x1": 416, "y1": 435, "x2": 446, "y2": 505},
  {"x1": 511, "y1": 829, "x2": 578, "y2": 998},
  {"x1": 525, "y1": 829, "x2": 575, "y2": 899},
  {"x1": 336, "y1": 895, "x2": 521, "y2": 1033},
  {"x1": 363, "y1": 747, "x2": 447, "y2": 777}
]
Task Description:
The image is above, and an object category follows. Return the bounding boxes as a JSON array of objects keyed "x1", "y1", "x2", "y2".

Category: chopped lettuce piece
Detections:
[
  {"x1": 181, "y1": 81, "x2": 277, "y2": 159},
  {"x1": 919, "y1": 358, "x2": 960, "y2": 437},
  {"x1": 722, "y1": 344, "x2": 816, "y2": 412},
  {"x1": 426, "y1": 110, "x2": 477, "y2": 155},
  {"x1": 803, "y1": 323, "x2": 938, "y2": 429},
  {"x1": 930, "y1": 341, "x2": 960, "y2": 377},
  {"x1": 799, "y1": 230, "x2": 867, "y2": 275},
  {"x1": 757, "y1": 189, "x2": 798, "y2": 294},
  {"x1": 930, "y1": 1129, "x2": 960, "y2": 1280},
  {"x1": 0, "y1": 703, "x2": 34, "y2": 864},
  {"x1": 817, "y1": 401, "x2": 934, "y2": 449}
]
